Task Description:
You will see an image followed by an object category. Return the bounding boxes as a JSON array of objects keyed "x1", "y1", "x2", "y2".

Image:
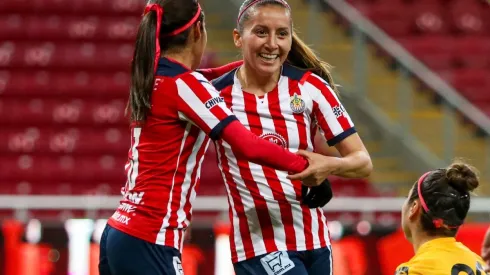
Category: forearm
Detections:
[
  {"x1": 220, "y1": 120, "x2": 308, "y2": 173},
  {"x1": 330, "y1": 151, "x2": 372, "y2": 178}
]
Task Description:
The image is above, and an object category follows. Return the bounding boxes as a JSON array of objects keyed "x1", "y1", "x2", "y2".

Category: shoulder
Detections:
[
  {"x1": 281, "y1": 63, "x2": 310, "y2": 82},
  {"x1": 211, "y1": 68, "x2": 237, "y2": 91},
  {"x1": 169, "y1": 71, "x2": 216, "y2": 93}
]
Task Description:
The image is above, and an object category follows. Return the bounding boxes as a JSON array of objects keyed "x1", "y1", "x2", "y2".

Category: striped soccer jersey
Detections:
[
  {"x1": 108, "y1": 57, "x2": 235, "y2": 251},
  {"x1": 212, "y1": 64, "x2": 356, "y2": 263}
]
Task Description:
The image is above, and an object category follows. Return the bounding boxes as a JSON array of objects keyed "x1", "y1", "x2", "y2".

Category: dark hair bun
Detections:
[{"x1": 445, "y1": 162, "x2": 479, "y2": 193}]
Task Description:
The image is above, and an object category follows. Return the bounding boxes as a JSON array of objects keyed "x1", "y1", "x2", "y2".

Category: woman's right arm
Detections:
[
  {"x1": 175, "y1": 72, "x2": 307, "y2": 173},
  {"x1": 218, "y1": 119, "x2": 307, "y2": 173}
]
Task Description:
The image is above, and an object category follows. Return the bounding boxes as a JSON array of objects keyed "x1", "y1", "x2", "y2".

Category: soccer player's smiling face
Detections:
[{"x1": 238, "y1": 5, "x2": 292, "y2": 75}]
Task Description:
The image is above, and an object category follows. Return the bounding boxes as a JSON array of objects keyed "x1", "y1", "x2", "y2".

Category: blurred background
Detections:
[{"x1": 0, "y1": 0, "x2": 489, "y2": 274}]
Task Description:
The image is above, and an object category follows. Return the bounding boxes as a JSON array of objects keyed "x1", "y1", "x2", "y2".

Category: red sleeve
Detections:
[
  {"x1": 220, "y1": 120, "x2": 308, "y2": 173},
  {"x1": 198, "y1": 60, "x2": 243, "y2": 80}
]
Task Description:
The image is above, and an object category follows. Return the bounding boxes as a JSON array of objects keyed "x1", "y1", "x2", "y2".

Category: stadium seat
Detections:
[
  {"x1": 364, "y1": 5, "x2": 413, "y2": 37},
  {"x1": 453, "y1": 37, "x2": 490, "y2": 69},
  {"x1": 0, "y1": 71, "x2": 129, "y2": 97},
  {"x1": 398, "y1": 36, "x2": 455, "y2": 70},
  {"x1": 448, "y1": 0, "x2": 486, "y2": 35},
  {"x1": 0, "y1": 155, "x2": 127, "y2": 182},
  {"x1": 410, "y1": 2, "x2": 449, "y2": 35},
  {"x1": 0, "y1": 98, "x2": 127, "y2": 126},
  {"x1": 0, "y1": 0, "x2": 144, "y2": 15},
  {"x1": 0, "y1": 15, "x2": 139, "y2": 42},
  {"x1": 0, "y1": 127, "x2": 129, "y2": 155},
  {"x1": 0, "y1": 42, "x2": 133, "y2": 70},
  {"x1": 449, "y1": 68, "x2": 490, "y2": 103}
]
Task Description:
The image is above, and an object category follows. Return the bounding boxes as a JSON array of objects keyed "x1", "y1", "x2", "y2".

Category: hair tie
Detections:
[
  {"x1": 418, "y1": 172, "x2": 461, "y2": 230},
  {"x1": 237, "y1": 0, "x2": 291, "y2": 25},
  {"x1": 143, "y1": 3, "x2": 202, "y2": 73},
  {"x1": 144, "y1": 4, "x2": 164, "y2": 73}
]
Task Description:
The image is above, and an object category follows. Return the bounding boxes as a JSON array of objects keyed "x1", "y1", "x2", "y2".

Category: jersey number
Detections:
[{"x1": 451, "y1": 263, "x2": 484, "y2": 275}]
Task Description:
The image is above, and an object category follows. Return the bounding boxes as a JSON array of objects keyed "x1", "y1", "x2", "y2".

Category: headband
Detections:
[
  {"x1": 237, "y1": 0, "x2": 291, "y2": 25},
  {"x1": 417, "y1": 171, "x2": 459, "y2": 230},
  {"x1": 144, "y1": 3, "x2": 202, "y2": 73}
]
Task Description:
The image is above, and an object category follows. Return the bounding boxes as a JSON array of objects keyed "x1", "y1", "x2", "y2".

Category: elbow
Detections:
[{"x1": 360, "y1": 157, "x2": 373, "y2": 178}]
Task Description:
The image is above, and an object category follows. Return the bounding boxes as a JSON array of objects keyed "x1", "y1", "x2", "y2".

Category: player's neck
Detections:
[
  {"x1": 412, "y1": 232, "x2": 439, "y2": 253},
  {"x1": 238, "y1": 63, "x2": 280, "y2": 96},
  {"x1": 164, "y1": 49, "x2": 195, "y2": 71}
]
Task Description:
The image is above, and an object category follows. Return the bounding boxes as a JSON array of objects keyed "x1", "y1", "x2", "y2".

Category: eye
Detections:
[
  {"x1": 279, "y1": 30, "x2": 289, "y2": 36},
  {"x1": 255, "y1": 29, "x2": 267, "y2": 36}
]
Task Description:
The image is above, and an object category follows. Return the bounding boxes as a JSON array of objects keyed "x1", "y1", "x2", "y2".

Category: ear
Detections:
[
  {"x1": 233, "y1": 29, "x2": 242, "y2": 48},
  {"x1": 193, "y1": 21, "x2": 203, "y2": 42},
  {"x1": 408, "y1": 200, "x2": 421, "y2": 221}
]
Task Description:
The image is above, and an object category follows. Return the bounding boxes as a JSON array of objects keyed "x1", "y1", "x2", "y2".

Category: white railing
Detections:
[
  {"x1": 325, "y1": 0, "x2": 490, "y2": 135},
  {"x1": 1, "y1": 195, "x2": 489, "y2": 213}
]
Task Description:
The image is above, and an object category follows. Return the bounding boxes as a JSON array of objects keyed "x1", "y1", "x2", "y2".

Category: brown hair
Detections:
[
  {"x1": 236, "y1": 0, "x2": 339, "y2": 94},
  {"x1": 127, "y1": 0, "x2": 204, "y2": 122},
  {"x1": 408, "y1": 161, "x2": 479, "y2": 237}
]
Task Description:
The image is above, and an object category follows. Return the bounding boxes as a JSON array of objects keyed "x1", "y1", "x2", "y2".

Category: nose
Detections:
[{"x1": 265, "y1": 35, "x2": 279, "y2": 50}]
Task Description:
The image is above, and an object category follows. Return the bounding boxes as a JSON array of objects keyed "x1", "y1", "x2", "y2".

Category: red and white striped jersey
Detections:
[
  {"x1": 212, "y1": 64, "x2": 356, "y2": 263},
  {"x1": 108, "y1": 57, "x2": 235, "y2": 251}
]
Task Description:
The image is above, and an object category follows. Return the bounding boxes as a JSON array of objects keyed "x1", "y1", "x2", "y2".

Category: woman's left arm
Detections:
[
  {"x1": 287, "y1": 74, "x2": 372, "y2": 186},
  {"x1": 287, "y1": 134, "x2": 372, "y2": 186},
  {"x1": 329, "y1": 133, "x2": 372, "y2": 178}
]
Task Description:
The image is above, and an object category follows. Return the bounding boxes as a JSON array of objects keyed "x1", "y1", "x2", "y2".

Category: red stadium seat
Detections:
[
  {"x1": 453, "y1": 37, "x2": 490, "y2": 69},
  {"x1": 411, "y1": 2, "x2": 449, "y2": 35},
  {"x1": 0, "y1": 98, "x2": 127, "y2": 126},
  {"x1": 1, "y1": 181, "x2": 123, "y2": 195},
  {"x1": 0, "y1": 155, "x2": 127, "y2": 182},
  {"x1": 0, "y1": 71, "x2": 129, "y2": 97},
  {"x1": 0, "y1": 41, "x2": 133, "y2": 70},
  {"x1": 398, "y1": 36, "x2": 455, "y2": 70},
  {"x1": 0, "y1": 127, "x2": 129, "y2": 155},
  {"x1": 449, "y1": 69, "x2": 490, "y2": 103},
  {"x1": 448, "y1": 0, "x2": 486, "y2": 35},
  {"x1": 0, "y1": 0, "x2": 144, "y2": 15},
  {"x1": 0, "y1": 15, "x2": 139, "y2": 42},
  {"x1": 361, "y1": 4, "x2": 413, "y2": 37}
]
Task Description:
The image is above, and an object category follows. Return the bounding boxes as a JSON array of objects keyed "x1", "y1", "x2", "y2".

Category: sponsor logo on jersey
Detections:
[
  {"x1": 260, "y1": 251, "x2": 295, "y2": 275},
  {"x1": 332, "y1": 104, "x2": 346, "y2": 118},
  {"x1": 117, "y1": 203, "x2": 136, "y2": 213},
  {"x1": 289, "y1": 93, "x2": 306, "y2": 114},
  {"x1": 205, "y1": 96, "x2": 224, "y2": 109},
  {"x1": 259, "y1": 132, "x2": 287, "y2": 148},
  {"x1": 123, "y1": 191, "x2": 144, "y2": 204},
  {"x1": 112, "y1": 211, "x2": 131, "y2": 225}
]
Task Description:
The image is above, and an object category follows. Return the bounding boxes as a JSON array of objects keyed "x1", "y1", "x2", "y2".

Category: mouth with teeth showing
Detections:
[{"x1": 258, "y1": 53, "x2": 279, "y2": 63}]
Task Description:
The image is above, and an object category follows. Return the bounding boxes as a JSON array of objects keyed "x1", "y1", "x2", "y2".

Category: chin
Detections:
[{"x1": 256, "y1": 63, "x2": 281, "y2": 75}]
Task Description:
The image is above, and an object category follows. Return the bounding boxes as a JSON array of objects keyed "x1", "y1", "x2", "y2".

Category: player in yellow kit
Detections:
[{"x1": 396, "y1": 161, "x2": 488, "y2": 275}]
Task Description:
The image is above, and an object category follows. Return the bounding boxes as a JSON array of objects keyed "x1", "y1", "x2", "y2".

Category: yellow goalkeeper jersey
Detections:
[{"x1": 395, "y1": 237, "x2": 487, "y2": 275}]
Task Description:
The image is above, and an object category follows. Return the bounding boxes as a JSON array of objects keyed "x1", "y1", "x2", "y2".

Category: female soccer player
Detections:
[
  {"x1": 396, "y1": 162, "x2": 488, "y2": 274},
  {"x1": 211, "y1": 0, "x2": 372, "y2": 274},
  {"x1": 97, "y1": 0, "x2": 322, "y2": 274}
]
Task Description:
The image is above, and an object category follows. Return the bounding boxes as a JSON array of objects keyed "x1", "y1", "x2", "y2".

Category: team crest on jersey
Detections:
[
  {"x1": 289, "y1": 93, "x2": 306, "y2": 114},
  {"x1": 259, "y1": 132, "x2": 287, "y2": 148}
]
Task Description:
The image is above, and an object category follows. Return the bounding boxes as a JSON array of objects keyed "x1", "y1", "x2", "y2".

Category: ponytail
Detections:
[
  {"x1": 286, "y1": 31, "x2": 339, "y2": 95},
  {"x1": 127, "y1": 12, "x2": 158, "y2": 122},
  {"x1": 126, "y1": 2, "x2": 203, "y2": 122}
]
